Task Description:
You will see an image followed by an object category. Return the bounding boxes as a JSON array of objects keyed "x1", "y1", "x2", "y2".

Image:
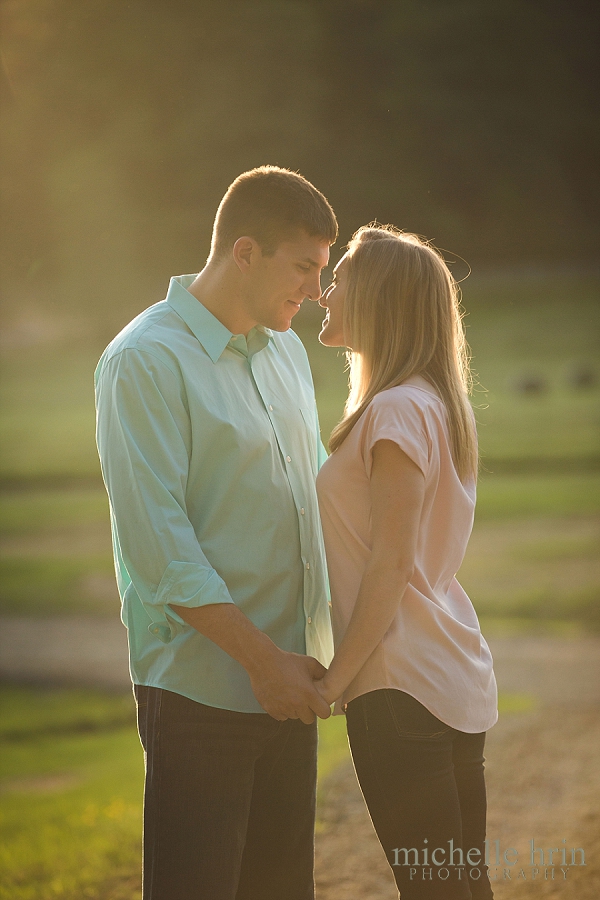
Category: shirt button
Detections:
[
  {"x1": 286, "y1": 455, "x2": 292, "y2": 463},
  {"x1": 300, "y1": 508, "x2": 305, "y2": 515},
  {"x1": 305, "y1": 562, "x2": 310, "y2": 570},
  {"x1": 269, "y1": 405, "x2": 273, "y2": 411},
  {"x1": 307, "y1": 616, "x2": 312, "y2": 624}
]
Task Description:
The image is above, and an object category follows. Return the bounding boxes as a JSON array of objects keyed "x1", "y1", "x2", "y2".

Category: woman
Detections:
[{"x1": 315, "y1": 225, "x2": 497, "y2": 900}]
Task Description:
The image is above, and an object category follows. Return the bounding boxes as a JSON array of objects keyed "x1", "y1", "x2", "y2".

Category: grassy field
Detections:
[
  {"x1": 0, "y1": 268, "x2": 598, "y2": 897},
  {"x1": 0, "y1": 474, "x2": 598, "y2": 624},
  {"x1": 0, "y1": 268, "x2": 598, "y2": 479},
  {"x1": 1, "y1": 268, "x2": 598, "y2": 623},
  {"x1": 0, "y1": 684, "x2": 349, "y2": 900},
  {"x1": 0, "y1": 687, "x2": 143, "y2": 900},
  {"x1": 0, "y1": 684, "x2": 537, "y2": 900}
]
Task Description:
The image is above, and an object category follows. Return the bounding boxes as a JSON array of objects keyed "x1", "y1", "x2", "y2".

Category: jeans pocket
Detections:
[{"x1": 384, "y1": 690, "x2": 452, "y2": 741}]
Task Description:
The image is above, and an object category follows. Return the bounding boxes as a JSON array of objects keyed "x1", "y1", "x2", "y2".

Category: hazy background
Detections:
[
  {"x1": 0, "y1": 2, "x2": 599, "y2": 898},
  {"x1": 1, "y1": 0, "x2": 599, "y2": 337}
]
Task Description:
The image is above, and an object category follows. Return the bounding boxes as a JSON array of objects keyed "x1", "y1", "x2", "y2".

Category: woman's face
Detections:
[{"x1": 318, "y1": 253, "x2": 349, "y2": 347}]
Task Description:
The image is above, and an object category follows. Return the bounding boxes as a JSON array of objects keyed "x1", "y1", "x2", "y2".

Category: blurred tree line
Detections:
[{"x1": 1, "y1": 0, "x2": 598, "y2": 334}]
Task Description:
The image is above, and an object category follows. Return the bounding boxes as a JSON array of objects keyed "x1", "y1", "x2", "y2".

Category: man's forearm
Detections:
[
  {"x1": 169, "y1": 602, "x2": 331, "y2": 722},
  {"x1": 169, "y1": 602, "x2": 280, "y2": 677}
]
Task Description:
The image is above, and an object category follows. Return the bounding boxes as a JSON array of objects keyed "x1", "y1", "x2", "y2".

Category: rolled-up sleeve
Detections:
[{"x1": 95, "y1": 348, "x2": 234, "y2": 643}]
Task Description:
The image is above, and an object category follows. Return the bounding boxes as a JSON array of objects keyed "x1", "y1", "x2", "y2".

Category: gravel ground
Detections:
[{"x1": 1, "y1": 617, "x2": 599, "y2": 898}]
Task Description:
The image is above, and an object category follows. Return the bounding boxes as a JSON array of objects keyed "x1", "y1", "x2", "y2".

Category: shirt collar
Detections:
[{"x1": 166, "y1": 275, "x2": 275, "y2": 363}]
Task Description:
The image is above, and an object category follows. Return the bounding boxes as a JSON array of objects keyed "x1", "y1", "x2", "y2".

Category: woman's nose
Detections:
[{"x1": 318, "y1": 284, "x2": 332, "y2": 308}]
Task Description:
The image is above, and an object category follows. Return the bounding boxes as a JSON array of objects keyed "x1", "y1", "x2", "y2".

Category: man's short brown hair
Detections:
[{"x1": 210, "y1": 166, "x2": 338, "y2": 260}]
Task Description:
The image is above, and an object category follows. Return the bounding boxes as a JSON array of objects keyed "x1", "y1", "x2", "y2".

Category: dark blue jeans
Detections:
[
  {"x1": 346, "y1": 689, "x2": 494, "y2": 900},
  {"x1": 134, "y1": 685, "x2": 318, "y2": 900}
]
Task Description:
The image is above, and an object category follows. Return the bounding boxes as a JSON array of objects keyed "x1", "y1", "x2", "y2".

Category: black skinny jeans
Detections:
[{"x1": 346, "y1": 689, "x2": 494, "y2": 900}]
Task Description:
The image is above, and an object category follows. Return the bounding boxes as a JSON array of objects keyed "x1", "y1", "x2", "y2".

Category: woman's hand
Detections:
[{"x1": 314, "y1": 674, "x2": 339, "y2": 707}]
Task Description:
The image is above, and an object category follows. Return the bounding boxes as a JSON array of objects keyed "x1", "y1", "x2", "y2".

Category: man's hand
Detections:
[
  {"x1": 247, "y1": 649, "x2": 332, "y2": 724},
  {"x1": 170, "y1": 602, "x2": 332, "y2": 723}
]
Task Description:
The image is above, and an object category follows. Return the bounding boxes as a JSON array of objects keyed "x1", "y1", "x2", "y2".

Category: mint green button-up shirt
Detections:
[{"x1": 95, "y1": 275, "x2": 333, "y2": 713}]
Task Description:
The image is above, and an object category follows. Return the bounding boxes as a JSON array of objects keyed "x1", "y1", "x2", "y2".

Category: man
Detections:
[{"x1": 95, "y1": 166, "x2": 338, "y2": 899}]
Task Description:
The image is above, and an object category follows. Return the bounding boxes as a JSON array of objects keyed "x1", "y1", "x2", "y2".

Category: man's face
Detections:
[{"x1": 243, "y1": 232, "x2": 330, "y2": 332}]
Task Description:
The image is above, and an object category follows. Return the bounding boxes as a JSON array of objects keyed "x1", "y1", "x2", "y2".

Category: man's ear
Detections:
[{"x1": 232, "y1": 236, "x2": 258, "y2": 273}]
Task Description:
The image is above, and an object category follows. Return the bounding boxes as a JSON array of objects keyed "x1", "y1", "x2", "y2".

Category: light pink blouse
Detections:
[{"x1": 316, "y1": 376, "x2": 497, "y2": 733}]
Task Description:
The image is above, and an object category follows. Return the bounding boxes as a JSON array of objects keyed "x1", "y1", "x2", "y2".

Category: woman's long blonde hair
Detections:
[{"x1": 329, "y1": 224, "x2": 478, "y2": 482}]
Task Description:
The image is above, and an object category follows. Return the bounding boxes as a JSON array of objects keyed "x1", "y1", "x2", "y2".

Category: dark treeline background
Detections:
[{"x1": 1, "y1": 0, "x2": 599, "y2": 334}]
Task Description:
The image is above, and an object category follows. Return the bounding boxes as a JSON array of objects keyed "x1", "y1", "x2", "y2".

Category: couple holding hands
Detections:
[{"x1": 95, "y1": 166, "x2": 497, "y2": 900}]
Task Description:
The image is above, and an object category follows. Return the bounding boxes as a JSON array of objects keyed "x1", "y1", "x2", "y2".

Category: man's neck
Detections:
[{"x1": 187, "y1": 262, "x2": 255, "y2": 336}]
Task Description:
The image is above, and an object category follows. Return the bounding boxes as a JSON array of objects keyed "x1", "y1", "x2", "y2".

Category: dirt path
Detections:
[
  {"x1": 0, "y1": 615, "x2": 130, "y2": 688},
  {"x1": 1, "y1": 618, "x2": 599, "y2": 897},
  {"x1": 314, "y1": 633, "x2": 600, "y2": 899},
  {"x1": 2, "y1": 618, "x2": 598, "y2": 700}
]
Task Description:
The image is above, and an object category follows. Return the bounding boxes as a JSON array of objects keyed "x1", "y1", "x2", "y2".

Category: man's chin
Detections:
[{"x1": 267, "y1": 313, "x2": 296, "y2": 332}]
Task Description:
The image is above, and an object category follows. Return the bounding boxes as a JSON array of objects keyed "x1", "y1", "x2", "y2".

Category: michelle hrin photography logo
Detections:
[{"x1": 391, "y1": 838, "x2": 586, "y2": 884}]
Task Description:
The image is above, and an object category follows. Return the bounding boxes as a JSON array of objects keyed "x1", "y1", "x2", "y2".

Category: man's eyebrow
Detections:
[{"x1": 299, "y1": 256, "x2": 328, "y2": 268}]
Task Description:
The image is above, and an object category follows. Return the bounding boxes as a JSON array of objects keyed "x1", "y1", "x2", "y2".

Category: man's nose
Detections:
[{"x1": 305, "y1": 273, "x2": 322, "y2": 302}]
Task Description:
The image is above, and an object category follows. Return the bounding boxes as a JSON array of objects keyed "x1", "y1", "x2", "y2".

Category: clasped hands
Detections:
[{"x1": 248, "y1": 648, "x2": 340, "y2": 724}]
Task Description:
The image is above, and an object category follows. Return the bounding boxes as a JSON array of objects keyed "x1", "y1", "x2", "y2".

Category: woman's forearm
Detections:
[
  {"x1": 319, "y1": 558, "x2": 413, "y2": 704},
  {"x1": 319, "y1": 439, "x2": 425, "y2": 706}
]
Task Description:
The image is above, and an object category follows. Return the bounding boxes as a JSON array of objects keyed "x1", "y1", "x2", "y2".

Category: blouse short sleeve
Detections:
[{"x1": 362, "y1": 389, "x2": 430, "y2": 478}]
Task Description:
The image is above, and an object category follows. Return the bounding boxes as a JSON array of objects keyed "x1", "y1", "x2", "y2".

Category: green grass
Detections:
[
  {"x1": 0, "y1": 686, "x2": 135, "y2": 740},
  {"x1": 0, "y1": 731, "x2": 143, "y2": 900},
  {"x1": 476, "y1": 585, "x2": 600, "y2": 631},
  {"x1": 2, "y1": 473, "x2": 594, "y2": 619},
  {"x1": 0, "y1": 687, "x2": 142, "y2": 900},
  {"x1": 1, "y1": 270, "x2": 598, "y2": 479},
  {"x1": 0, "y1": 270, "x2": 597, "y2": 896},
  {"x1": 0, "y1": 473, "x2": 597, "y2": 618},
  {"x1": 0, "y1": 345, "x2": 104, "y2": 481},
  {"x1": 496, "y1": 692, "x2": 537, "y2": 714},
  {"x1": 294, "y1": 269, "x2": 600, "y2": 463},
  {"x1": 0, "y1": 687, "x2": 349, "y2": 900},
  {"x1": 0, "y1": 684, "x2": 534, "y2": 899},
  {"x1": 317, "y1": 713, "x2": 350, "y2": 784},
  {"x1": 462, "y1": 271, "x2": 599, "y2": 464},
  {"x1": 0, "y1": 556, "x2": 117, "y2": 616},
  {"x1": 475, "y1": 472, "x2": 600, "y2": 520},
  {"x1": 0, "y1": 488, "x2": 117, "y2": 615},
  {"x1": 0, "y1": 490, "x2": 109, "y2": 536},
  {"x1": 0, "y1": 475, "x2": 597, "y2": 538},
  {"x1": 474, "y1": 388, "x2": 599, "y2": 462},
  {"x1": 459, "y1": 514, "x2": 600, "y2": 630}
]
